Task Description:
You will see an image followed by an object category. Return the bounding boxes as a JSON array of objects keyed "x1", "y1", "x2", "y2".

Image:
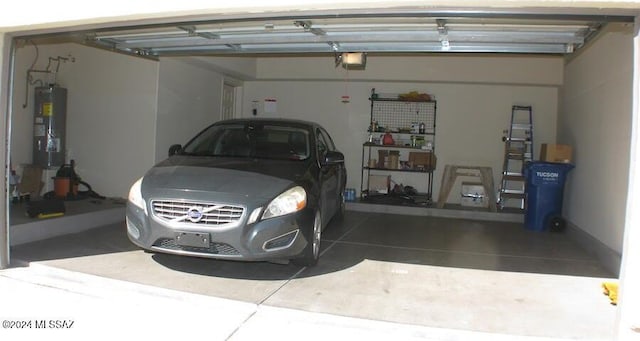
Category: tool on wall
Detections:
[
  {"x1": 498, "y1": 105, "x2": 534, "y2": 210},
  {"x1": 21, "y1": 40, "x2": 74, "y2": 109}
]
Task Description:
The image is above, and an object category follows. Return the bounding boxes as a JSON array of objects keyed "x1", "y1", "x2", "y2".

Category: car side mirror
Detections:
[
  {"x1": 168, "y1": 144, "x2": 182, "y2": 157},
  {"x1": 323, "y1": 151, "x2": 345, "y2": 165}
]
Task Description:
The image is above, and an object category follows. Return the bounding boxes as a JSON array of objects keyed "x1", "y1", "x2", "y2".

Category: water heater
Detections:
[{"x1": 33, "y1": 85, "x2": 67, "y2": 168}]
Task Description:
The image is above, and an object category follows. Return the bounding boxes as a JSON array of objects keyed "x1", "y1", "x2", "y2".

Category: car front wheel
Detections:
[{"x1": 292, "y1": 210, "x2": 322, "y2": 266}]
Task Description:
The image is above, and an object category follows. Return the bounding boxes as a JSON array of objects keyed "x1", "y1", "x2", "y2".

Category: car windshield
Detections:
[{"x1": 181, "y1": 123, "x2": 311, "y2": 161}]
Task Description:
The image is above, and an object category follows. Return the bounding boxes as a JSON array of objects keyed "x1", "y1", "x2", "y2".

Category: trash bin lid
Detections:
[{"x1": 525, "y1": 161, "x2": 574, "y2": 186}]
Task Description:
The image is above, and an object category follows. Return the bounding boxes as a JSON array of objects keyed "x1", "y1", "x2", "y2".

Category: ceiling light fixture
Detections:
[
  {"x1": 339, "y1": 52, "x2": 367, "y2": 70},
  {"x1": 342, "y1": 52, "x2": 366, "y2": 65}
]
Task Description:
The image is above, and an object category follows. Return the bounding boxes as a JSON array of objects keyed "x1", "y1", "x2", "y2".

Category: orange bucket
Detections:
[{"x1": 53, "y1": 177, "x2": 78, "y2": 198}]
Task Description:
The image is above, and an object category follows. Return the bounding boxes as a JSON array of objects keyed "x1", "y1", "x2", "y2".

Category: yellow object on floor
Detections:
[
  {"x1": 602, "y1": 281, "x2": 618, "y2": 305},
  {"x1": 37, "y1": 212, "x2": 64, "y2": 219}
]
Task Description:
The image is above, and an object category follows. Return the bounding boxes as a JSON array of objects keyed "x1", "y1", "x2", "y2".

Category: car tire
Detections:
[
  {"x1": 292, "y1": 210, "x2": 322, "y2": 267},
  {"x1": 548, "y1": 216, "x2": 566, "y2": 232}
]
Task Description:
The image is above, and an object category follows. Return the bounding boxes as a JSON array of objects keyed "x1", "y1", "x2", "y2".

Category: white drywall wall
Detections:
[
  {"x1": 176, "y1": 56, "x2": 257, "y2": 81},
  {"x1": 155, "y1": 58, "x2": 226, "y2": 162},
  {"x1": 11, "y1": 42, "x2": 158, "y2": 198},
  {"x1": 244, "y1": 55, "x2": 560, "y2": 203},
  {"x1": 560, "y1": 24, "x2": 634, "y2": 255},
  {"x1": 257, "y1": 55, "x2": 563, "y2": 86}
]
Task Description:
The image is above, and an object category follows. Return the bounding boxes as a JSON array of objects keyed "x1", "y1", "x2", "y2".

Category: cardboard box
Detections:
[
  {"x1": 409, "y1": 152, "x2": 437, "y2": 171},
  {"x1": 460, "y1": 182, "x2": 488, "y2": 208},
  {"x1": 377, "y1": 150, "x2": 388, "y2": 168},
  {"x1": 369, "y1": 175, "x2": 390, "y2": 194},
  {"x1": 388, "y1": 150, "x2": 400, "y2": 169},
  {"x1": 540, "y1": 144, "x2": 572, "y2": 163},
  {"x1": 17, "y1": 165, "x2": 43, "y2": 197},
  {"x1": 377, "y1": 150, "x2": 400, "y2": 169}
]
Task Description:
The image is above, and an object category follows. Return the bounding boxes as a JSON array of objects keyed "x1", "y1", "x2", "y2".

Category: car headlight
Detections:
[
  {"x1": 128, "y1": 177, "x2": 146, "y2": 213},
  {"x1": 262, "y1": 186, "x2": 307, "y2": 219}
]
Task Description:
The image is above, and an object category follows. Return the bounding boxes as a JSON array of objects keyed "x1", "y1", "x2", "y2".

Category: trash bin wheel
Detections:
[{"x1": 548, "y1": 216, "x2": 566, "y2": 232}]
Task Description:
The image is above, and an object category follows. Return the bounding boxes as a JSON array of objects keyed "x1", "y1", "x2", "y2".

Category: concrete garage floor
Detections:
[{"x1": 9, "y1": 211, "x2": 616, "y2": 339}]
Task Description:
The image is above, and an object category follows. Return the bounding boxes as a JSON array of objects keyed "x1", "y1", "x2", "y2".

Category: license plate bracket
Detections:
[{"x1": 175, "y1": 232, "x2": 210, "y2": 248}]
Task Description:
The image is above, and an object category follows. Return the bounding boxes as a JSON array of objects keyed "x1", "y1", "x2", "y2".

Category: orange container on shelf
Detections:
[{"x1": 382, "y1": 132, "x2": 395, "y2": 145}]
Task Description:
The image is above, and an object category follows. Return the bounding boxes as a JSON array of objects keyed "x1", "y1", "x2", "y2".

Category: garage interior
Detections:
[{"x1": 3, "y1": 7, "x2": 638, "y2": 340}]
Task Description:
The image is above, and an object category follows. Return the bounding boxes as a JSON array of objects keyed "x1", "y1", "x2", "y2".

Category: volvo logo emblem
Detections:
[{"x1": 187, "y1": 206, "x2": 204, "y2": 223}]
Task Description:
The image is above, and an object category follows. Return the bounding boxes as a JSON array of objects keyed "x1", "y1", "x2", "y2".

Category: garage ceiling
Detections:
[{"x1": 70, "y1": 12, "x2": 636, "y2": 59}]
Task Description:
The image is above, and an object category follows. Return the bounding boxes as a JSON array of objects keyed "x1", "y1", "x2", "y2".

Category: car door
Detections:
[{"x1": 316, "y1": 128, "x2": 340, "y2": 223}]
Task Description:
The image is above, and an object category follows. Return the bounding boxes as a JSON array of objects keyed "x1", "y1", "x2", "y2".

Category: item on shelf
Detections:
[
  {"x1": 398, "y1": 91, "x2": 432, "y2": 102},
  {"x1": 404, "y1": 185, "x2": 418, "y2": 195},
  {"x1": 382, "y1": 132, "x2": 395, "y2": 145},
  {"x1": 419, "y1": 122, "x2": 426, "y2": 134},
  {"x1": 388, "y1": 151, "x2": 400, "y2": 169},
  {"x1": 426, "y1": 141, "x2": 433, "y2": 151},
  {"x1": 369, "y1": 175, "x2": 390, "y2": 194},
  {"x1": 392, "y1": 183, "x2": 405, "y2": 194},
  {"x1": 411, "y1": 122, "x2": 419, "y2": 133},
  {"x1": 377, "y1": 150, "x2": 389, "y2": 168},
  {"x1": 369, "y1": 120, "x2": 378, "y2": 132},
  {"x1": 409, "y1": 151, "x2": 437, "y2": 171}
]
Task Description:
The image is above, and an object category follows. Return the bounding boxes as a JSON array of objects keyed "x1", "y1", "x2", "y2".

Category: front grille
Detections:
[
  {"x1": 153, "y1": 238, "x2": 240, "y2": 256},
  {"x1": 151, "y1": 200, "x2": 244, "y2": 226}
]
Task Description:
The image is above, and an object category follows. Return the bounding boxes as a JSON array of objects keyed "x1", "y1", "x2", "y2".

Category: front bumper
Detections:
[{"x1": 125, "y1": 201, "x2": 314, "y2": 261}]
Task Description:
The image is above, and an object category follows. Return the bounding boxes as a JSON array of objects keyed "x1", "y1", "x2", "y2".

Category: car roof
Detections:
[{"x1": 214, "y1": 118, "x2": 320, "y2": 130}]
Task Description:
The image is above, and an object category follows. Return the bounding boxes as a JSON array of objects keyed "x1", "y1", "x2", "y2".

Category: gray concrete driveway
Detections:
[{"x1": 9, "y1": 211, "x2": 616, "y2": 339}]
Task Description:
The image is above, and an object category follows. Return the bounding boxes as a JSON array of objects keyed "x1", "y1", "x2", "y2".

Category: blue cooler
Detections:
[{"x1": 524, "y1": 162, "x2": 574, "y2": 231}]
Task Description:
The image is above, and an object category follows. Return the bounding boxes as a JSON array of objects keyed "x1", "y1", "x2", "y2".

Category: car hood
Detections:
[{"x1": 142, "y1": 156, "x2": 310, "y2": 200}]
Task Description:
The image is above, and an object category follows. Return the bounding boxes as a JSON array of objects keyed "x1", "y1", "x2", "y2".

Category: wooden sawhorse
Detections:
[{"x1": 436, "y1": 165, "x2": 497, "y2": 212}]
